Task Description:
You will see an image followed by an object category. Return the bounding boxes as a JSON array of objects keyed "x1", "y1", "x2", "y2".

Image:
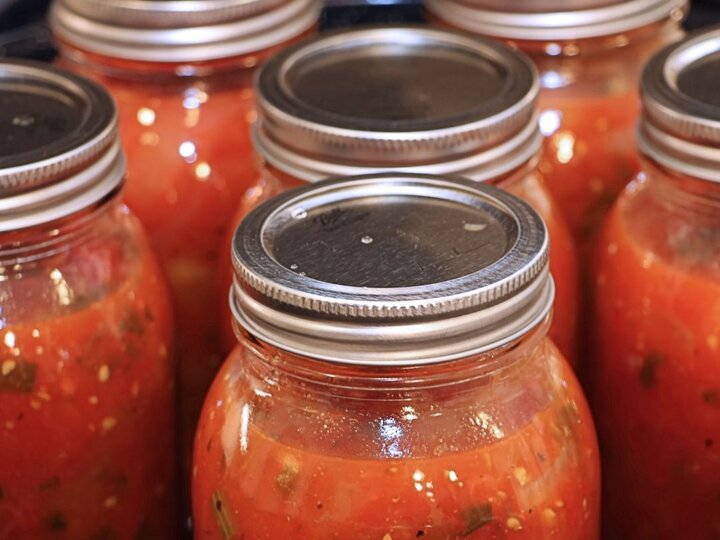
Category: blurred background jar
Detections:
[
  {"x1": 0, "y1": 61, "x2": 175, "y2": 539},
  {"x1": 425, "y1": 0, "x2": 688, "y2": 256},
  {"x1": 47, "y1": 0, "x2": 322, "y2": 506},
  {"x1": 219, "y1": 26, "x2": 581, "y2": 366},
  {"x1": 196, "y1": 174, "x2": 600, "y2": 539},
  {"x1": 590, "y1": 28, "x2": 720, "y2": 538}
]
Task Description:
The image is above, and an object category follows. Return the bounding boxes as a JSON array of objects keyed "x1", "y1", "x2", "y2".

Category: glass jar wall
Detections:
[
  {"x1": 196, "y1": 174, "x2": 600, "y2": 539},
  {"x1": 219, "y1": 27, "x2": 580, "y2": 366},
  {"x1": 48, "y1": 0, "x2": 321, "y2": 494},
  {"x1": 0, "y1": 62, "x2": 176, "y2": 539},
  {"x1": 425, "y1": 0, "x2": 687, "y2": 253},
  {"x1": 590, "y1": 29, "x2": 720, "y2": 538}
]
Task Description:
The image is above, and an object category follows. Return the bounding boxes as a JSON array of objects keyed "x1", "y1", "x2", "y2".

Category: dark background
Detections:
[{"x1": 0, "y1": 0, "x2": 718, "y2": 61}]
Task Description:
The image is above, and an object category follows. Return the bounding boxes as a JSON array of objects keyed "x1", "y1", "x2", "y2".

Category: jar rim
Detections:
[
  {"x1": 425, "y1": 0, "x2": 687, "y2": 41},
  {"x1": 639, "y1": 26, "x2": 720, "y2": 183},
  {"x1": 230, "y1": 173, "x2": 553, "y2": 365},
  {"x1": 0, "y1": 60, "x2": 124, "y2": 232},
  {"x1": 50, "y1": 0, "x2": 322, "y2": 63},
  {"x1": 255, "y1": 26, "x2": 541, "y2": 182}
]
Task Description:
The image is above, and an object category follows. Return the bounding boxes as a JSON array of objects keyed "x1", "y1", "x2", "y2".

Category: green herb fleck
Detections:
[
  {"x1": 274, "y1": 457, "x2": 300, "y2": 493},
  {"x1": 47, "y1": 511, "x2": 67, "y2": 532},
  {"x1": 462, "y1": 502, "x2": 493, "y2": 535},
  {"x1": 702, "y1": 390, "x2": 720, "y2": 407},
  {"x1": 212, "y1": 491, "x2": 234, "y2": 540},
  {"x1": 90, "y1": 526, "x2": 118, "y2": 540},
  {"x1": 639, "y1": 354, "x2": 663, "y2": 389},
  {"x1": 126, "y1": 342, "x2": 141, "y2": 359},
  {"x1": 121, "y1": 311, "x2": 145, "y2": 337},
  {"x1": 39, "y1": 476, "x2": 61, "y2": 492},
  {"x1": 0, "y1": 359, "x2": 37, "y2": 393},
  {"x1": 144, "y1": 307, "x2": 154, "y2": 322},
  {"x1": 134, "y1": 520, "x2": 153, "y2": 540}
]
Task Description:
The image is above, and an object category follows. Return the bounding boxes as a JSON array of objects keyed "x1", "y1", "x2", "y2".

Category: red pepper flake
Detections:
[{"x1": 0, "y1": 359, "x2": 36, "y2": 393}]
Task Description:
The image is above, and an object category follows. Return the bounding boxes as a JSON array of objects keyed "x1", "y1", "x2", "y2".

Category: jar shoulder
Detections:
[
  {"x1": 603, "y1": 173, "x2": 720, "y2": 280},
  {"x1": 193, "y1": 339, "x2": 599, "y2": 539},
  {"x1": 204, "y1": 337, "x2": 591, "y2": 459},
  {"x1": 0, "y1": 205, "x2": 167, "y2": 327}
]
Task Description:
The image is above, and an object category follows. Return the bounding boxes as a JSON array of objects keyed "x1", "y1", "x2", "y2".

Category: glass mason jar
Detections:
[
  {"x1": 219, "y1": 27, "x2": 580, "y2": 366},
  {"x1": 0, "y1": 62, "x2": 175, "y2": 538},
  {"x1": 425, "y1": 0, "x2": 687, "y2": 253},
  {"x1": 49, "y1": 0, "x2": 321, "y2": 491},
  {"x1": 195, "y1": 174, "x2": 600, "y2": 539},
  {"x1": 591, "y1": 29, "x2": 720, "y2": 538}
]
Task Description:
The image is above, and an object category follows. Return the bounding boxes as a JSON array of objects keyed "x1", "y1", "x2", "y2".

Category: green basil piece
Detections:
[
  {"x1": 212, "y1": 491, "x2": 234, "y2": 540},
  {"x1": 462, "y1": 502, "x2": 493, "y2": 535}
]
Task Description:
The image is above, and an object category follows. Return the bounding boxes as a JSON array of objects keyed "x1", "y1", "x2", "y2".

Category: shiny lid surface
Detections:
[
  {"x1": 256, "y1": 26, "x2": 541, "y2": 183},
  {"x1": 231, "y1": 173, "x2": 552, "y2": 365},
  {"x1": 640, "y1": 27, "x2": 720, "y2": 182},
  {"x1": 425, "y1": 0, "x2": 687, "y2": 41},
  {"x1": 0, "y1": 61, "x2": 123, "y2": 231},
  {"x1": 50, "y1": 0, "x2": 321, "y2": 62}
]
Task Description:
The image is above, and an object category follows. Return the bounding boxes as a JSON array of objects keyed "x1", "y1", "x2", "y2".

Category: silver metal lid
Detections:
[
  {"x1": 425, "y1": 0, "x2": 687, "y2": 41},
  {"x1": 639, "y1": 27, "x2": 720, "y2": 183},
  {"x1": 231, "y1": 173, "x2": 552, "y2": 365},
  {"x1": 49, "y1": 0, "x2": 321, "y2": 63},
  {"x1": 0, "y1": 61, "x2": 123, "y2": 232},
  {"x1": 255, "y1": 26, "x2": 542, "y2": 183}
]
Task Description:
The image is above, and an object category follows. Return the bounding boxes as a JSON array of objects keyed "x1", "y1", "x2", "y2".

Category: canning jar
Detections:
[
  {"x1": 425, "y1": 0, "x2": 686, "y2": 252},
  {"x1": 220, "y1": 27, "x2": 580, "y2": 365},
  {"x1": 196, "y1": 173, "x2": 600, "y2": 539},
  {"x1": 591, "y1": 28, "x2": 720, "y2": 538},
  {"x1": 49, "y1": 0, "x2": 321, "y2": 487},
  {"x1": 0, "y1": 62, "x2": 175, "y2": 539}
]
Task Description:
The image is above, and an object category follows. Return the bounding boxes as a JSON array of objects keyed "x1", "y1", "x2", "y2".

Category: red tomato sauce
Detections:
[
  {"x1": 592, "y1": 179, "x2": 720, "y2": 538},
  {"x1": 537, "y1": 90, "x2": 640, "y2": 252},
  {"x1": 0, "y1": 221, "x2": 176, "y2": 539},
  {"x1": 193, "y1": 341, "x2": 599, "y2": 539},
  {"x1": 56, "y1": 50, "x2": 273, "y2": 485}
]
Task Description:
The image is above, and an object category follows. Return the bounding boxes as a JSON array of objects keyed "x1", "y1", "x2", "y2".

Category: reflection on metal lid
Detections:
[
  {"x1": 230, "y1": 173, "x2": 552, "y2": 365},
  {"x1": 0, "y1": 60, "x2": 123, "y2": 230},
  {"x1": 255, "y1": 26, "x2": 541, "y2": 182}
]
